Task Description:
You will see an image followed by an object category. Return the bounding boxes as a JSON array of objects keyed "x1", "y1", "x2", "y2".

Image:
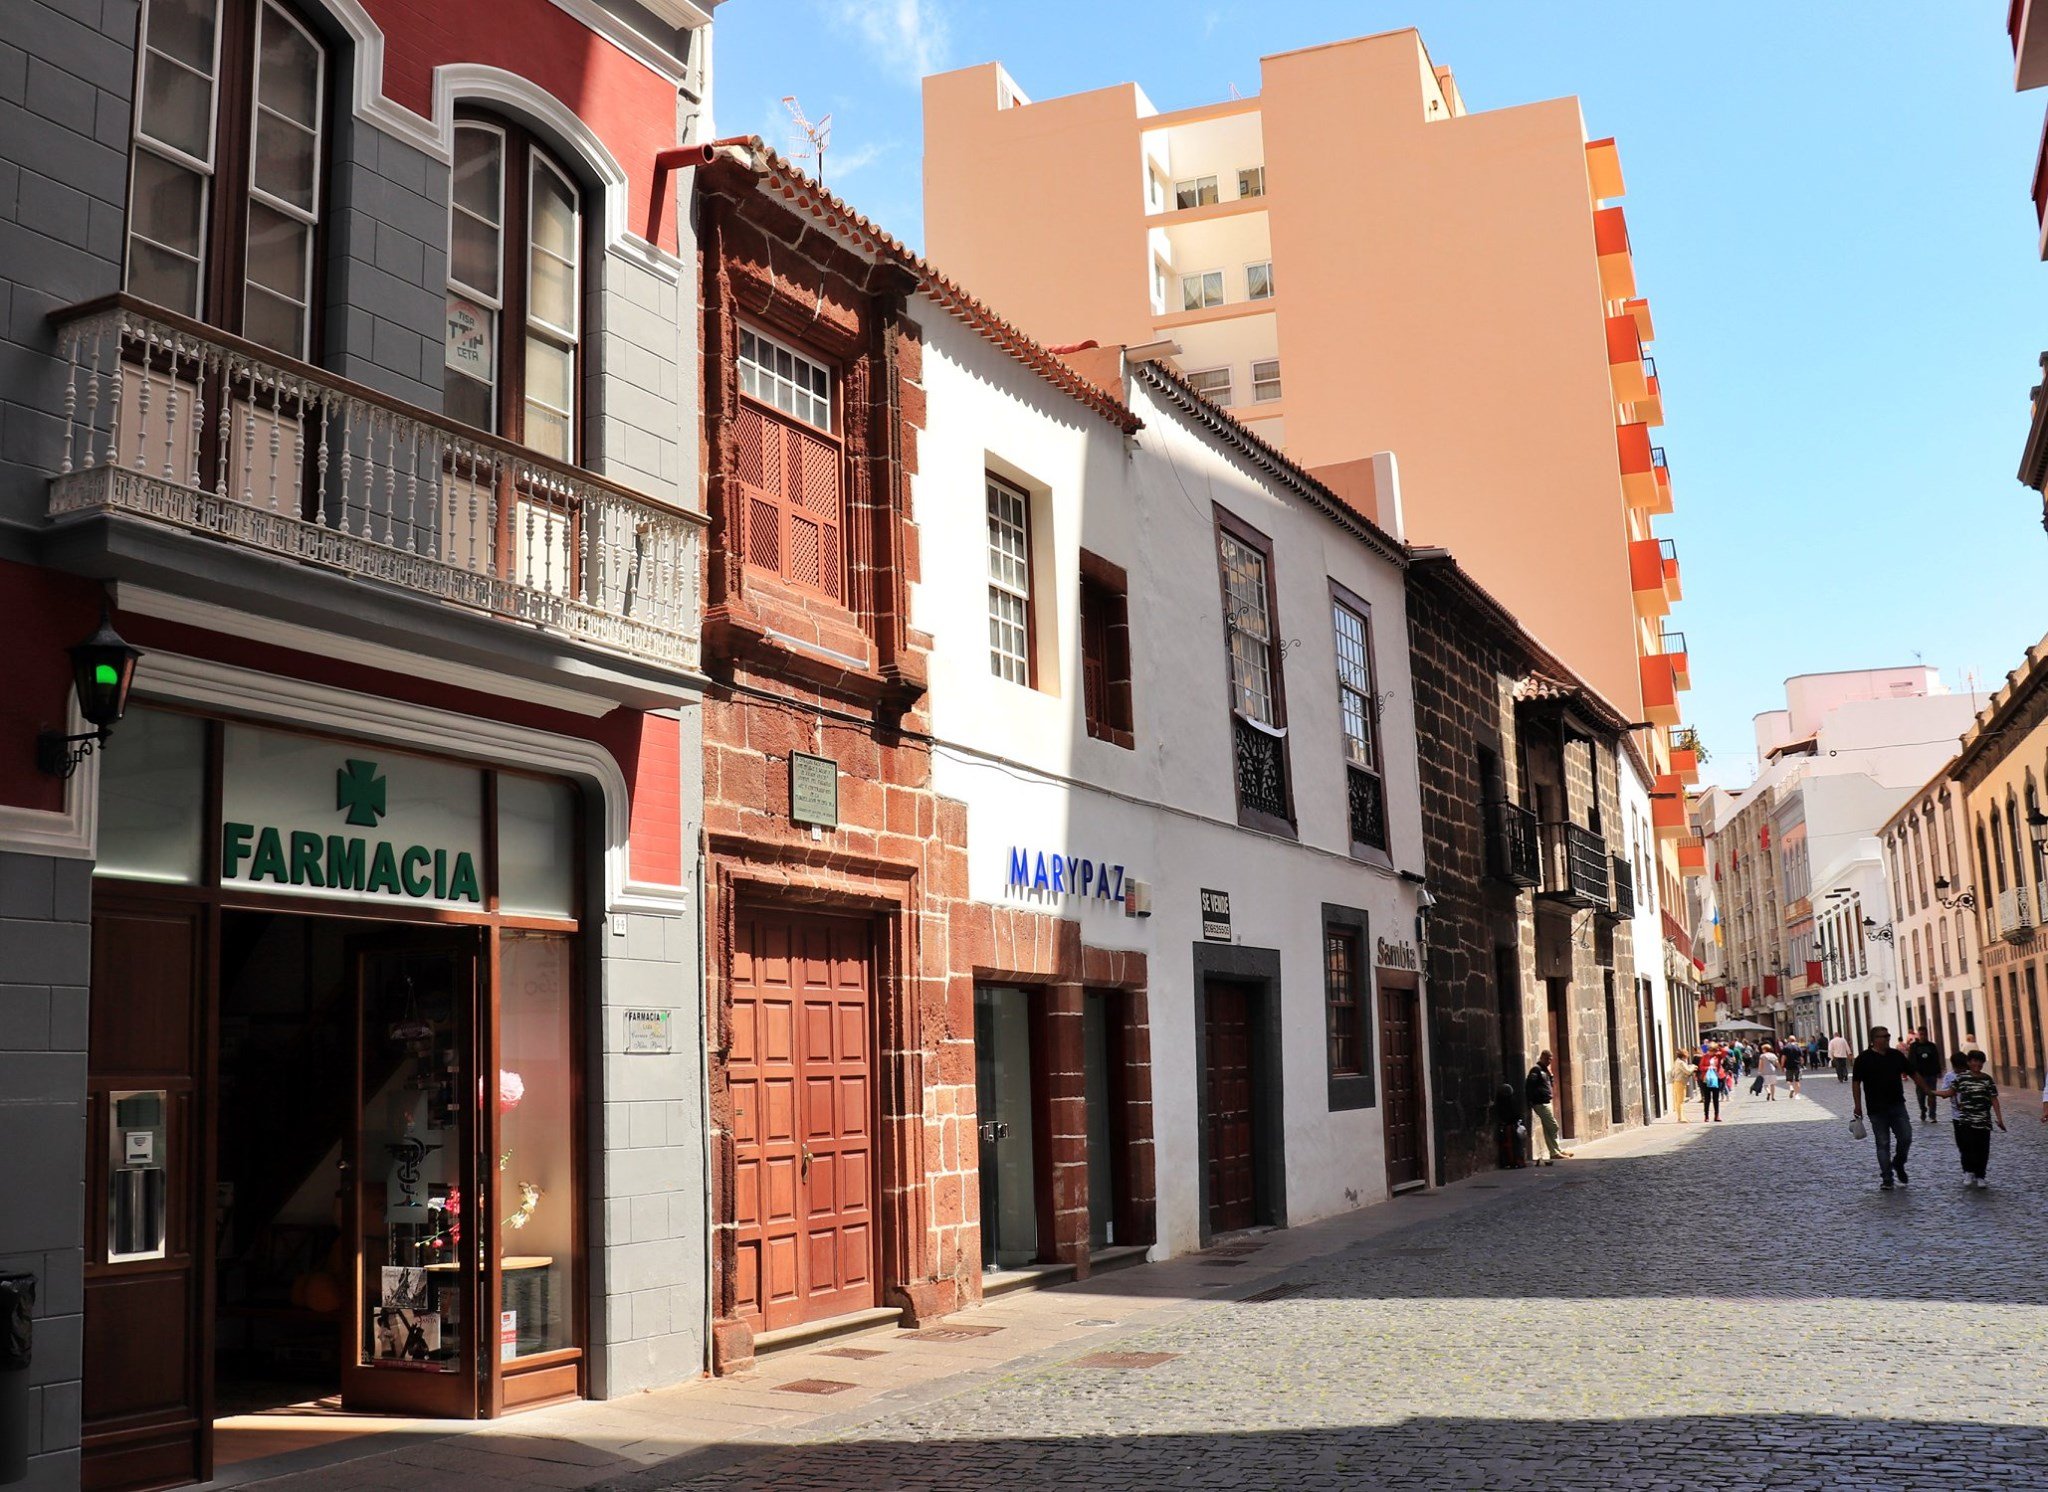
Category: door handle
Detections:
[{"x1": 800, "y1": 1143, "x2": 812, "y2": 1179}]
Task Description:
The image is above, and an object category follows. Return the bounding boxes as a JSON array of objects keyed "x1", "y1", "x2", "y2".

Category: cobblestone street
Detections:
[{"x1": 604, "y1": 1078, "x2": 2048, "y2": 1492}]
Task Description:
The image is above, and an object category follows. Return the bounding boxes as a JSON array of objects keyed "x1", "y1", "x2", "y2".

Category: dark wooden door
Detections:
[
  {"x1": 731, "y1": 911, "x2": 874, "y2": 1332},
  {"x1": 1545, "y1": 978, "x2": 1576, "y2": 1135},
  {"x1": 1204, "y1": 982, "x2": 1256, "y2": 1234},
  {"x1": 1379, "y1": 974, "x2": 1426, "y2": 1190},
  {"x1": 83, "y1": 901, "x2": 209, "y2": 1492}
]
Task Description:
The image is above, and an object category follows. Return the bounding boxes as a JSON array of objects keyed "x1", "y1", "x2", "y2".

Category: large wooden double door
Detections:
[
  {"x1": 1203, "y1": 981, "x2": 1258, "y2": 1235},
  {"x1": 729, "y1": 910, "x2": 876, "y2": 1332}
]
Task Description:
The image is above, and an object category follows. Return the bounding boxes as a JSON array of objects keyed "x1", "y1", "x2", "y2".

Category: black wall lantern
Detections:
[{"x1": 36, "y1": 607, "x2": 142, "y2": 779}]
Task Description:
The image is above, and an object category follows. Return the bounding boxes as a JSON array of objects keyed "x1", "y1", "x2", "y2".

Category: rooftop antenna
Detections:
[{"x1": 782, "y1": 95, "x2": 832, "y2": 189}]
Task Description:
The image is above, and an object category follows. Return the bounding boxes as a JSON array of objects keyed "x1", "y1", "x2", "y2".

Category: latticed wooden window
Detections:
[
  {"x1": 1325, "y1": 927, "x2": 1362, "y2": 1077},
  {"x1": 1220, "y1": 532, "x2": 1275, "y2": 724},
  {"x1": 734, "y1": 327, "x2": 843, "y2": 602}
]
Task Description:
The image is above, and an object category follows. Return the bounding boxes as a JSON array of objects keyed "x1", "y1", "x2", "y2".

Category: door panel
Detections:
[
  {"x1": 1204, "y1": 982, "x2": 1256, "y2": 1234},
  {"x1": 731, "y1": 910, "x2": 874, "y2": 1331},
  {"x1": 83, "y1": 904, "x2": 207, "y2": 1492},
  {"x1": 1379, "y1": 976, "x2": 1426, "y2": 1190}
]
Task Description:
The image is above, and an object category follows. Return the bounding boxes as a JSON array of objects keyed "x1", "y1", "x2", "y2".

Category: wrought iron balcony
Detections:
[
  {"x1": 47, "y1": 297, "x2": 703, "y2": 670},
  {"x1": 1346, "y1": 763, "x2": 1388, "y2": 853},
  {"x1": 1486, "y1": 800, "x2": 1541, "y2": 888},
  {"x1": 1233, "y1": 715, "x2": 1290, "y2": 824},
  {"x1": 1539, "y1": 821, "x2": 1611, "y2": 910},
  {"x1": 1997, "y1": 885, "x2": 2036, "y2": 943},
  {"x1": 1607, "y1": 854, "x2": 1635, "y2": 920}
]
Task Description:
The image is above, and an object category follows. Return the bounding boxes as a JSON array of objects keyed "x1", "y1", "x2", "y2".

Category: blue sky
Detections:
[{"x1": 715, "y1": 2, "x2": 2048, "y2": 788}]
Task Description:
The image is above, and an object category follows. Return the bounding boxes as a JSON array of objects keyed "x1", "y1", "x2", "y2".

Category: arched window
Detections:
[
  {"x1": 1987, "y1": 814, "x2": 2006, "y2": 893},
  {"x1": 443, "y1": 118, "x2": 584, "y2": 461},
  {"x1": 126, "y1": 0, "x2": 328, "y2": 358},
  {"x1": 1939, "y1": 914, "x2": 1952, "y2": 977}
]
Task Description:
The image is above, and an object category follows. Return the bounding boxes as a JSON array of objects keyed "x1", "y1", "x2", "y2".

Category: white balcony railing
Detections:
[
  {"x1": 1997, "y1": 885, "x2": 2036, "y2": 943},
  {"x1": 48, "y1": 297, "x2": 702, "y2": 669}
]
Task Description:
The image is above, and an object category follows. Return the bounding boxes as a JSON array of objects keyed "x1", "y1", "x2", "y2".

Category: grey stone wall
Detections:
[
  {"x1": 0, "y1": 853, "x2": 91, "y2": 1492},
  {"x1": 323, "y1": 112, "x2": 450, "y2": 409},
  {"x1": 598, "y1": 249, "x2": 688, "y2": 504}
]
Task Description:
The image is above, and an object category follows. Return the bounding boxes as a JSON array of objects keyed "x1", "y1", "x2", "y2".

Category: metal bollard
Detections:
[{"x1": 0, "y1": 1273, "x2": 33, "y2": 1486}]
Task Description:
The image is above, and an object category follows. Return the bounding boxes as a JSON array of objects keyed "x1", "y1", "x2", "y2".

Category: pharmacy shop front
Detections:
[{"x1": 81, "y1": 703, "x2": 607, "y2": 1489}]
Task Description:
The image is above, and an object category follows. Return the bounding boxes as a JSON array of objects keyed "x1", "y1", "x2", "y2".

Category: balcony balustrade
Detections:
[
  {"x1": 47, "y1": 297, "x2": 703, "y2": 669},
  {"x1": 1997, "y1": 885, "x2": 2036, "y2": 943},
  {"x1": 1608, "y1": 853, "x2": 1635, "y2": 919},
  {"x1": 1347, "y1": 764, "x2": 1388, "y2": 853},
  {"x1": 1539, "y1": 820, "x2": 1611, "y2": 910},
  {"x1": 1486, "y1": 799, "x2": 1541, "y2": 888},
  {"x1": 1233, "y1": 715, "x2": 1290, "y2": 823}
]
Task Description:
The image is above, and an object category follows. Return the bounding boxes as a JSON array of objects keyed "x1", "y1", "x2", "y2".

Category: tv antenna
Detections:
[{"x1": 782, "y1": 95, "x2": 832, "y2": 188}]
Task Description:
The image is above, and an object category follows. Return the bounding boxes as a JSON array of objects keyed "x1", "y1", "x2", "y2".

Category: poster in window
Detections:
[{"x1": 445, "y1": 296, "x2": 492, "y2": 376}]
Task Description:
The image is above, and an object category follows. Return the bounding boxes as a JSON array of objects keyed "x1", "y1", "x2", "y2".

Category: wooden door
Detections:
[
  {"x1": 1545, "y1": 978, "x2": 1576, "y2": 1135},
  {"x1": 1378, "y1": 974, "x2": 1427, "y2": 1191},
  {"x1": 83, "y1": 902, "x2": 209, "y2": 1492},
  {"x1": 1203, "y1": 982, "x2": 1256, "y2": 1234},
  {"x1": 731, "y1": 910, "x2": 874, "y2": 1332}
]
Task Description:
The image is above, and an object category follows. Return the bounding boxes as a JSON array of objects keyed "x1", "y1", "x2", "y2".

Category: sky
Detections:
[{"x1": 714, "y1": 1, "x2": 2048, "y2": 789}]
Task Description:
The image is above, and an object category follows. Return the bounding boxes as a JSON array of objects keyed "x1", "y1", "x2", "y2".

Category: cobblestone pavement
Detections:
[{"x1": 611, "y1": 1078, "x2": 2048, "y2": 1492}]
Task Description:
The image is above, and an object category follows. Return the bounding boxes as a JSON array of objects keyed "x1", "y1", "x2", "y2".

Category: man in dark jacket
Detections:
[
  {"x1": 1906, "y1": 1029, "x2": 1943, "y2": 1121},
  {"x1": 1526, "y1": 1052, "x2": 1570, "y2": 1165}
]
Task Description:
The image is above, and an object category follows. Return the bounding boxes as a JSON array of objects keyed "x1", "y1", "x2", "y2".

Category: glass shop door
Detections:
[{"x1": 340, "y1": 935, "x2": 484, "y2": 1417}]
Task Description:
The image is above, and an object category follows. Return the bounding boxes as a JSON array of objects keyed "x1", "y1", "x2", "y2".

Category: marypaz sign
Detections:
[{"x1": 219, "y1": 726, "x2": 485, "y2": 908}]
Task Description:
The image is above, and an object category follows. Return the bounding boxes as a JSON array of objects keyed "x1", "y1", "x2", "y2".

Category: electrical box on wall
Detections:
[{"x1": 1124, "y1": 879, "x2": 1152, "y2": 917}]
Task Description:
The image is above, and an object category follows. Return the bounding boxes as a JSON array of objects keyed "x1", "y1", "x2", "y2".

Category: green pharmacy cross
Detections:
[{"x1": 337, "y1": 759, "x2": 389, "y2": 828}]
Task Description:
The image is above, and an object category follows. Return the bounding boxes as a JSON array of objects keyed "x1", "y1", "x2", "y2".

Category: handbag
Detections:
[
  {"x1": 1850, "y1": 1115, "x2": 1867, "y2": 1140},
  {"x1": 1750, "y1": 1074, "x2": 1764, "y2": 1095}
]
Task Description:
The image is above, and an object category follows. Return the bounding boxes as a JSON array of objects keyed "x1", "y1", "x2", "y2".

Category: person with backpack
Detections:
[{"x1": 1697, "y1": 1044, "x2": 1726, "y2": 1122}]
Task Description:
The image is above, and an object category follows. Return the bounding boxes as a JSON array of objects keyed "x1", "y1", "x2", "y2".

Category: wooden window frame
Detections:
[
  {"x1": 1322, "y1": 903, "x2": 1375, "y2": 1110},
  {"x1": 1214, "y1": 504, "x2": 1293, "y2": 836},
  {"x1": 1079, "y1": 549, "x2": 1133, "y2": 750},
  {"x1": 985, "y1": 472, "x2": 1035, "y2": 687},
  {"x1": 125, "y1": 0, "x2": 331, "y2": 360},
  {"x1": 1331, "y1": 581, "x2": 1389, "y2": 862},
  {"x1": 730, "y1": 322, "x2": 847, "y2": 604},
  {"x1": 443, "y1": 114, "x2": 587, "y2": 465}
]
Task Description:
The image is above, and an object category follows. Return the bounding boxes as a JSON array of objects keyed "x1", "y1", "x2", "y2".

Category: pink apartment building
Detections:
[{"x1": 923, "y1": 27, "x2": 1694, "y2": 915}]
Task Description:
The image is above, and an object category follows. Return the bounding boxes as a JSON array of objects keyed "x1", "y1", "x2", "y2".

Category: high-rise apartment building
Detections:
[{"x1": 923, "y1": 24, "x2": 1692, "y2": 963}]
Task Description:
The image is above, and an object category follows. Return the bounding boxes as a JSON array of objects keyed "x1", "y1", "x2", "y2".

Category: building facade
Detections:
[
  {"x1": 1405, "y1": 552, "x2": 1647, "y2": 1180},
  {"x1": 0, "y1": 1, "x2": 717, "y2": 1487},
  {"x1": 1953, "y1": 634, "x2": 2048, "y2": 1090},
  {"x1": 1879, "y1": 767, "x2": 1986, "y2": 1060}
]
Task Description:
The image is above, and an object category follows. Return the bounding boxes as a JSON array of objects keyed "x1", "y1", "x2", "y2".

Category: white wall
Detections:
[
  {"x1": 911, "y1": 314, "x2": 1425, "y2": 1254},
  {"x1": 1620, "y1": 757, "x2": 1673, "y2": 1081}
]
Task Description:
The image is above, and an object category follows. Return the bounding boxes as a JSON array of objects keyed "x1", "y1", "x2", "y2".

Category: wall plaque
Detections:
[
  {"x1": 622, "y1": 1009, "x2": 673, "y2": 1055},
  {"x1": 790, "y1": 752, "x2": 839, "y2": 829}
]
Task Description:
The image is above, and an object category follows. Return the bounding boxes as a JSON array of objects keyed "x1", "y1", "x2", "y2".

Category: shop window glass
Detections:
[
  {"x1": 95, "y1": 706, "x2": 207, "y2": 884},
  {"x1": 498, "y1": 932, "x2": 576, "y2": 1357},
  {"x1": 496, "y1": 774, "x2": 576, "y2": 917}
]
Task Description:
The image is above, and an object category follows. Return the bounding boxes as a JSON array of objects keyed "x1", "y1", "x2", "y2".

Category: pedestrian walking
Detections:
[
  {"x1": 1946, "y1": 1051, "x2": 2005, "y2": 1188},
  {"x1": 1906, "y1": 1028, "x2": 1943, "y2": 1122},
  {"x1": 1759, "y1": 1046, "x2": 1782, "y2": 1101},
  {"x1": 1852, "y1": 1026, "x2": 1934, "y2": 1190},
  {"x1": 1526, "y1": 1051, "x2": 1570, "y2": 1164},
  {"x1": 1669, "y1": 1049, "x2": 1696, "y2": 1122},
  {"x1": 1782, "y1": 1040, "x2": 1804, "y2": 1098},
  {"x1": 1697, "y1": 1044, "x2": 1726, "y2": 1122},
  {"x1": 1829, "y1": 1031, "x2": 1853, "y2": 1082}
]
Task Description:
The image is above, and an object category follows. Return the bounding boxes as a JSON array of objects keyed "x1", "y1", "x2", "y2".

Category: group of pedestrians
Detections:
[
  {"x1": 1850, "y1": 1025, "x2": 2008, "y2": 1190},
  {"x1": 1668, "y1": 1036, "x2": 1806, "y2": 1122}
]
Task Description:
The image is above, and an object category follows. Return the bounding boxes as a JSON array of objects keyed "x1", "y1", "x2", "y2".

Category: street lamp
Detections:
[
  {"x1": 35, "y1": 606, "x2": 143, "y2": 779},
  {"x1": 2029, "y1": 808, "x2": 2048, "y2": 880},
  {"x1": 1933, "y1": 876, "x2": 1978, "y2": 912}
]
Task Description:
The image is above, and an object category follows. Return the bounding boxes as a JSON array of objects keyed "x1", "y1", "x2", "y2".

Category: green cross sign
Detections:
[{"x1": 336, "y1": 759, "x2": 387, "y2": 828}]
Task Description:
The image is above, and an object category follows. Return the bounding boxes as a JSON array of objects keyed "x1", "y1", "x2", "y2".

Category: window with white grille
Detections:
[
  {"x1": 1333, "y1": 601, "x2": 1375, "y2": 768},
  {"x1": 1221, "y1": 531, "x2": 1275, "y2": 724},
  {"x1": 740, "y1": 326, "x2": 832, "y2": 431},
  {"x1": 987, "y1": 475, "x2": 1033, "y2": 685}
]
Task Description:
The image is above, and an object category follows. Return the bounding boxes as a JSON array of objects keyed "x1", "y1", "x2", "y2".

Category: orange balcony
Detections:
[
  {"x1": 1618, "y1": 421, "x2": 1657, "y2": 508},
  {"x1": 2034, "y1": 109, "x2": 2048, "y2": 259},
  {"x1": 1631, "y1": 537, "x2": 1671, "y2": 619},
  {"x1": 1641, "y1": 649, "x2": 1682, "y2": 726},
  {"x1": 1678, "y1": 835, "x2": 1706, "y2": 873},
  {"x1": 1595, "y1": 207, "x2": 1636, "y2": 301},
  {"x1": 2018, "y1": 0, "x2": 2048, "y2": 89},
  {"x1": 1586, "y1": 136, "x2": 1625, "y2": 200},
  {"x1": 1659, "y1": 629, "x2": 1690, "y2": 690},
  {"x1": 1607, "y1": 315, "x2": 1648, "y2": 404},
  {"x1": 1636, "y1": 356, "x2": 1665, "y2": 426},
  {"x1": 1652, "y1": 445, "x2": 1672, "y2": 514},
  {"x1": 1652, "y1": 778, "x2": 1689, "y2": 840},
  {"x1": 1669, "y1": 730, "x2": 1701, "y2": 785},
  {"x1": 1624, "y1": 296, "x2": 1654, "y2": 343},
  {"x1": 1662, "y1": 538, "x2": 1682, "y2": 602}
]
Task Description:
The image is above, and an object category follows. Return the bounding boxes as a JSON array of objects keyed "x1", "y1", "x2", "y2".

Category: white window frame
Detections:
[
  {"x1": 522, "y1": 150, "x2": 582, "y2": 454},
  {"x1": 126, "y1": 0, "x2": 226, "y2": 318},
  {"x1": 446, "y1": 119, "x2": 508, "y2": 429},
  {"x1": 1238, "y1": 166, "x2": 1266, "y2": 199},
  {"x1": 1174, "y1": 175, "x2": 1218, "y2": 210},
  {"x1": 1332, "y1": 599, "x2": 1376, "y2": 771},
  {"x1": 738, "y1": 323, "x2": 834, "y2": 432},
  {"x1": 986, "y1": 473, "x2": 1033, "y2": 686},
  {"x1": 1180, "y1": 269, "x2": 1224, "y2": 311},
  {"x1": 1251, "y1": 358, "x2": 1282, "y2": 403},
  {"x1": 243, "y1": 0, "x2": 326, "y2": 359},
  {"x1": 1185, "y1": 366, "x2": 1232, "y2": 405},
  {"x1": 1245, "y1": 260, "x2": 1274, "y2": 301},
  {"x1": 1220, "y1": 532, "x2": 1277, "y2": 726}
]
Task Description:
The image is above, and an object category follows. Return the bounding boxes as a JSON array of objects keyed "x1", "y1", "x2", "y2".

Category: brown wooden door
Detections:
[
  {"x1": 83, "y1": 902, "x2": 209, "y2": 1492},
  {"x1": 1203, "y1": 982, "x2": 1256, "y2": 1234},
  {"x1": 1379, "y1": 974, "x2": 1427, "y2": 1191},
  {"x1": 1545, "y1": 978, "x2": 1576, "y2": 1135},
  {"x1": 731, "y1": 910, "x2": 875, "y2": 1332}
]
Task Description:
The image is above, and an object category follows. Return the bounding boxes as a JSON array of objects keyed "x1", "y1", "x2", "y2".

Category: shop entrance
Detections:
[
  {"x1": 1377, "y1": 972, "x2": 1426, "y2": 1192},
  {"x1": 1202, "y1": 981, "x2": 1259, "y2": 1234},
  {"x1": 973, "y1": 985, "x2": 1039, "y2": 1270}
]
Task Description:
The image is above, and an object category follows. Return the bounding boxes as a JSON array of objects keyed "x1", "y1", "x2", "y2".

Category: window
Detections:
[
  {"x1": 1940, "y1": 915, "x2": 1953, "y2": 977},
  {"x1": 1251, "y1": 359, "x2": 1282, "y2": 403},
  {"x1": 1185, "y1": 367, "x2": 1233, "y2": 405},
  {"x1": 1146, "y1": 170, "x2": 1165, "y2": 211},
  {"x1": 443, "y1": 120, "x2": 584, "y2": 461},
  {"x1": 1238, "y1": 166, "x2": 1266, "y2": 199},
  {"x1": 1151, "y1": 258, "x2": 1167, "y2": 310},
  {"x1": 986, "y1": 474, "x2": 1033, "y2": 685},
  {"x1": 1246, "y1": 261, "x2": 1274, "y2": 301},
  {"x1": 1333, "y1": 592, "x2": 1387, "y2": 854},
  {"x1": 732, "y1": 324, "x2": 845, "y2": 601},
  {"x1": 1218, "y1": 512, "x2": 1290, "y2": 830},
  {"x1": 1181, "y1": 270, "x2": 1224, "y2": 311},
  {"x1": 1911, "y1": 928, "x2": 1923, "y2": 986},
  {"x1": 126, "y1": 0, "x2": 328, "y2": 359},
  {"x1": 1174, "y1": 175, "x2": 1218, "y2": 209},
  {"x1": 1322, "y1": 906, "x2": 1375, "y2": 1109},
  {"x1": 1080, "y1": 552, "x2": 1134, "y2": 748}
]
